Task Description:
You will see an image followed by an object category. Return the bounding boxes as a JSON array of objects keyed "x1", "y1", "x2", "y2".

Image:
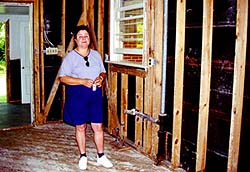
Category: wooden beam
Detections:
[
  {"x1": 33, "y1": 0, "x2": 43, "y2": 124},
  {"x1": 107, "y1": 69, "x2": 119, "y2": 134},
  {"x1": 196, "y1": 0, "x2": 214, "y2": 171},
  {"x1": 61, "y1": 0, "x2": 66, "y2": 50},
  {"x1": 87, "y1": 0, "x2": 97, "y2": 50},
  {"x1": 82, "y1": 0, "x2": 88, "y2": 24},
  {"x1": 98, "y1": 0, "x2": 104, "y2": 58},
  {"x1": 227, "y1": 0, "x2": 248, "y2": 171},
  {"x1": 60, "y1": 0, "x2": 66, "y2": 118},
  {"x1": 135, "y1": 77, "x2": 143, "y2": 148},
  {"x1": 121, "y1": 74, "x2": 128, "y2": 139},
  {"x1": 143, "y1": 68, "x2": 153, "y2": 155},
  {"x1": 151, "y1": 0, "x2": 163, "y2": 156},
  {"x1": 172, "y1": 0, "x2": 186, "y2": 167},
  {"x1": 109, "y1": 64, "x2": 147, "y2": 78},
  {"x1": 40, "y1": 0, "x2": 45, "y2": 112},
  {"x1": 142, "y1": 0, "x2": 154, "y2": 155},
  {"x1": 5, "y1": 20, "x2": 10, "y2": 102}
]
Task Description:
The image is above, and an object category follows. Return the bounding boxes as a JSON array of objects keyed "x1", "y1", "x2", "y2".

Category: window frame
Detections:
[{"x1": 108, "y1": 0, "x2": 149, "y2": 69}]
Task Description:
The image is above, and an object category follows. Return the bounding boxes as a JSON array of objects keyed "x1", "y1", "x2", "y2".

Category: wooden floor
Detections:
[{"x1": 0, "y1": 122, "x2": 175, "y2": 172}]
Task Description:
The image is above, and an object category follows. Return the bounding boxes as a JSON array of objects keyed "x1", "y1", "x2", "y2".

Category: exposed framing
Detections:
[{"x1": 106, "y1": 0, "x2": 249, "y2": 172}]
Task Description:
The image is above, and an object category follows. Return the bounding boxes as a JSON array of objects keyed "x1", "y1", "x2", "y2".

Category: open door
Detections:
[
  {"x1": 20, "y1": 18, "x2": 31, "y2": 104},
  {"x1": 2, "y1": 13, "x2": 31, "y2": 104}
]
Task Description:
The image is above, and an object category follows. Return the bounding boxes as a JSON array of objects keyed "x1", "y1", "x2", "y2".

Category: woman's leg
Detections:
[
  {"x1": 75, "y1": 124, "x2": 87, "y2": 154},
  {"x1": 91, "y1": 123, "x2": 113, "y2": 168},
  {"x1": 91, "y1": 123, "x2": 104, "y2": 153}
]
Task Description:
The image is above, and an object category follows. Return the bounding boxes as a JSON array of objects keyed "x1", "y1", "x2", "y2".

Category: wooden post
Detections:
[
  {"x1": 143, "y1": 70, "x2": 153, "y2": 155},
  {"x1": 60, "y1": 0, "x2": 66, "y2": 118},
  {"x1": 196, "y1": 0, "x2": 214, "y2": 171},
  {"x1": 135, "y1": 77, "x2": 143, "y2": 148},
  {"x1": 143, "y1": 0, "x2": 153, "y2": 155},
  {"x1": 172, "y1": 0, "x2": 186, "y2": 167},
  {"x1": 82, "y1": 0, "x2": 88, "y2": 24},
  {"x1": 152, "y1": 0, "x2": 163, "y2": 156},
  {"x1": 5, "y1": 20, "x2": 10, "y2": 103},
  {"x1": 34, "y1": 0, "x2": 43, "y2": 124},
  {"x1": 107, "y1": 69, "x2": 119, "y2": 134},
  {"x1": 121, "y1": 74, "x2": 128, "y2": 139},
  {"x1": 98, "y1": 0, "x2": 104, "y2": 58},
  {"x1": 40, "y1": 0, "x2": 45, "y2": 112},
  {"x1": 227, "y1": 0, "x2": 248, "y2": 171},
  {"x1": 87, "y1": 0, "x2": 97, "y2": 50}
]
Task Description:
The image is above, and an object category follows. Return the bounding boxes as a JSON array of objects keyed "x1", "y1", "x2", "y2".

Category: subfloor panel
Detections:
[{"x1": 0, "y1": 123, "x2": 173, "y2": 172}]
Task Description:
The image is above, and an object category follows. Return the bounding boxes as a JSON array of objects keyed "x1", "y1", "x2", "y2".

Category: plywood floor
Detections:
[{"x1": 0, "y1": 123, "x2": 175, "y2": 172}]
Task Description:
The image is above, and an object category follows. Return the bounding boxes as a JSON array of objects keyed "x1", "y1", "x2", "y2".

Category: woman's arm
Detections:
[{"x1": 60, "y1": 76, "x2": 93, "y2": 88}]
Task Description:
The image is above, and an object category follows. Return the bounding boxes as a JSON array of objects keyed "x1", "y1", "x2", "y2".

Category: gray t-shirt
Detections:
[{"x1": 59, "y1": 49, "x2": 106, "y2": 80}]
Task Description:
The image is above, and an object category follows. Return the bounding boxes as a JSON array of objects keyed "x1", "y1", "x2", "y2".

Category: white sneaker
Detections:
[
  {"x1": 97, "y1": 155, "x2": 113, "y2": 168},
  {"x1": 78, "y1": 156, "x2": 87, "y2": 170}
]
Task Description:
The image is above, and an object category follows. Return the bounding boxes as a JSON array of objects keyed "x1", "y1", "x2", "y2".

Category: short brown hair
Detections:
[{"x1": 71, "y1": 25, "x2": 89, "y2": 39}]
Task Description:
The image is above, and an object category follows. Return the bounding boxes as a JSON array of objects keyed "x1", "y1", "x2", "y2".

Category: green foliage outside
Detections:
[
  {"x1": 0, "y1": 95, "x2": 6, "y2": 102},
  {"x1": 0, "y1": 22, "x2": 6, "y2": 72},
  {"x1": 0, "y1": 22, "x2": 6, "y2": 102}
]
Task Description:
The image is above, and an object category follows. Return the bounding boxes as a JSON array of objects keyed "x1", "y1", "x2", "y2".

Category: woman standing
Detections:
[{"x1": 59, "y1": 25, "x2": 113, "y2": 170}]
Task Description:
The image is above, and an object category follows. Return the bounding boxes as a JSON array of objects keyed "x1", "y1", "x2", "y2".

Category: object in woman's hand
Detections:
[{"x1": 92, "y1": 84, "x2": 96, "y2": 91}]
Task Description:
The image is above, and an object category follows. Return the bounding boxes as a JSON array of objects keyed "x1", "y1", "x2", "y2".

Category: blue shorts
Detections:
[{"x1": 63, "y1": 85, "x2": 103, "y2": 126}]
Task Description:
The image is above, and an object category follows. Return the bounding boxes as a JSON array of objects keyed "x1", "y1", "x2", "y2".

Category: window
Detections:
[{"x1": 108, "y1": 0, "x2": 148, "y2": 68}]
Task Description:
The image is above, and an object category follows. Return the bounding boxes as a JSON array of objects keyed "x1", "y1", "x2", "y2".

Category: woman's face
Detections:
[{"x1": 75, "y1": 30, "x2": 90, "y2": 48}]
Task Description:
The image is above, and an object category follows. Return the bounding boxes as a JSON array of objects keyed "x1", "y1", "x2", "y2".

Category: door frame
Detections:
[{"x1": 0, "y1": 2, "x2": 34, "y2": 125}]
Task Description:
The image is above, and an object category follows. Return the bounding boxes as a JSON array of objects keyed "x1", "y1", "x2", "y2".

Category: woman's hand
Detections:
[
  {"x1": 94, "y1": 76, "x2": 104, "y2": 87},
  {"x1": 81, "y1": 79, "x2": 94, "y2": 88}
]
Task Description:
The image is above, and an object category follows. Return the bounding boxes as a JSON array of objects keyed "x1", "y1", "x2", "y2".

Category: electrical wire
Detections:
[{"x1": 43, "y1": 28, "x2": 54, "y2": 48}]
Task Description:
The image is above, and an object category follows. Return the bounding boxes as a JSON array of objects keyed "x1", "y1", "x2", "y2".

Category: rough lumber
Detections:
[
  {"x1": 121, "y1": 74, "x2": 128, "y2": 139},
  {"x1": 227, "y1": 0, "x2": 248, "y2": 171},
  {"x1": 151, "y1": 0, "x2": 163, "y2": 157},
  {"x1": 33, "y1": 0, "x2": 43, "y2": 124},
  {"x1": 109, "y1": 64, "x2": 147, "y2": 78},
  {"x1": 107, "y1": 69, "x2": 119, "y2": 134},
  {"x1": 98, "y1": 0, "x2": 104, "y2": 58},
  {"x1": 40, "y1": 0, "x2": 45, "y2": 111},
  {"x1": 60, "y1": 0, "x2": 66, "y2": 117},
  {"x1": 172, "y1": 0, "x2": 186, "y2": 167},
  {"x1": 6, "y1": 21, "x2": 10, "y2": 102},
  {"x1": 135, "y1": 77, "x2": 143, "y2": 148},
  {"x1": 196, "y1": 0, "x2": 214, "y2": 171}
]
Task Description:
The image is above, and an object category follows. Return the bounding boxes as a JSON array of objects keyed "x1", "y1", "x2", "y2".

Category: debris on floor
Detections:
[{"x1": 0, "y1": 123, "x2": 173, "y2": 172}]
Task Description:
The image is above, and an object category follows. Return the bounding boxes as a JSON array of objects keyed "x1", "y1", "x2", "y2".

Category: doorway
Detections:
[{"x1": 0, "y1": 3, "x2": 33, "y2": 129}]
